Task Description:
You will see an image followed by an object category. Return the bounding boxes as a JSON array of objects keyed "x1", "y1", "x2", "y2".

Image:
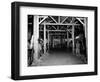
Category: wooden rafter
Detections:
[
  {"x1": 39, "y1": 16, "x2": 47, "y2": 18},
  {"x1": 40, "y1": 29, "x2": 72, "y2": 33},
  {"x1": 39, "y1": 16, "x2": 48, "y2": 24},
  {"x1": 40, "y1": 30, "x2": 67, "y2": 31},
  {"x1": 40, "y1": 23, "x2": 80, "y2": 25},
  {"x1": 49, "y1": 16, "x2": 57, "y2": 23},
  {"x1": 61, "y1": 17, "x2": 68, "y2": 23},
  {"x1": 52, "y1": 26, "x2": 56, "y2": 30},
  {"x1": 67, "y1": 29, "x2": 72, "y2": 34},
  {"x1": 76, "y1": 18, "x2": 84, "y2": 25},
  {"x1": 72, "y1": 25, "x2": 75, "y2": 53},
  {"x1": 49, "y1": 33, "x2": 67, "y2": 35}
]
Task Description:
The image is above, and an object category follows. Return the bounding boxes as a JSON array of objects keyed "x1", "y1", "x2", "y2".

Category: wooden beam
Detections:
[
  {"x1": 44, "y1": 24, "x2": 46, "y2": 54},
  {"x1": 67, "y1": 30, "x2": 69, "y2": 47},
  {"x1": 40, "y1": 23, "x2": 80, "y2": 25},
  {"x1": 48, "y1": 31, "x2": 49, "y2": 51},
  {"x1": 52, "y1": 26, "x2": 56, "y2": 30},
  {"x1": 49, "y1": 16, "x2": 57, "y2": 23},
  {"x1": 49, "y1": 33, "x2": 67, "y2": 35},
  {"x1": 66, "y1": 29, "x2": 72, "y2": 34},
  {"x1": 84, "y1": 18, "x2": 88, "y2": 53},
  {"x1": 76, "y1": 18, "x2": 84, "y2": 25},
  {"x1": 61, "y1": 17, "x2": 68, "y2": 23},
  {"x1": 84, "y1": 18, "x2": 87, "y2": 38},
  {"x1": 72, "y1": 25, "x2": 75, "y2": 54},
  {"x1": 33, "y1": 16, "x2": 39, "y2": 62},
  {"x1": 40, "y1": 30, "x2": 69, "y2": 32},
  {"x1": 40, "y1": 29, "x2": 72, "y2": 33},
  {"x1": 39, "y1": 16, "x2": 48, "y2": 24},
  {"x1": 39, "y1": 16, "x2": 47, "y2": 18}
]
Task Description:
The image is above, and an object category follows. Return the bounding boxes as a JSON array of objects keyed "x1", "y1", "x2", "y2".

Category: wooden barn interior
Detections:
[{"x1": 28, "y1": 15, "x2": 88, "y2": 66}]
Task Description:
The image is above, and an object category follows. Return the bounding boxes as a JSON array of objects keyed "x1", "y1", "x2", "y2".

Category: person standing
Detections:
[{"x1": 76, "y1": 40, "x2": 80, "y2": 56}]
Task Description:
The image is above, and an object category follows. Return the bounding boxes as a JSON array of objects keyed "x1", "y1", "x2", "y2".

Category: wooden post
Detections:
[
  {"x1": 72, "y1": 25, "x2": 75, "y2": 54},
  {"x1": 84, "y1": 18, "x2": 88, "y2": 53},
  {"x1": 67, "y1": 29, "x2": 69, "y2": 48},
  {"x1": 44, "y1": 24, "x2": 46, "y2": 54},
  {"x1": 48, "y1": 31, "x2": 49, "y2": 51},
  {"x1": 84, "y1": 18, "x2": 87, "y2": 38},
  {"x1": 33, "y1": 15, "x2": 39, "y2": 62}
]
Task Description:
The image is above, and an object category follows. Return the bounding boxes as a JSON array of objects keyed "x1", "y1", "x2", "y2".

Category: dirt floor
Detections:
[{"x1": 32, "y1": 48, "x2": 86, "y2": 66}]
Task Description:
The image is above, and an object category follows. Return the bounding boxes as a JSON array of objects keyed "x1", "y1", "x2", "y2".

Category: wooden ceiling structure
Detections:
[{"x1": 32, "y1": 15, "x2": 87, "y2": 62}]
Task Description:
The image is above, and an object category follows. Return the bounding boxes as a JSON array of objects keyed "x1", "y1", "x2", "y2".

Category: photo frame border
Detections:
[{"x1": 11, "y1": 1, "x2": 98, "y2": 80}]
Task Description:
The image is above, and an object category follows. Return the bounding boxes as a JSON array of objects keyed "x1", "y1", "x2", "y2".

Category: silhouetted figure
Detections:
[{"x1": 76, "y1": 41, "x2": 80, "y2": 56}]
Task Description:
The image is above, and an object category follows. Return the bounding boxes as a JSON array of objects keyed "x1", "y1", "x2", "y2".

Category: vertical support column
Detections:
[
  {"x1": 33, "y1": 15, "x2": 39, "y2": 62},
  {"x1": 67, "y1": 28, "x2": 69, "y2": 48},
  {"x1": 84, "y1": 18, "x2": 88, "y2": 54},
  {"x1": 84, "y1": 18, "x2": 87, "y2": 38},
  {"x1": 72, "y1": 25, "x2": 75, "y2": 54},
  {"x1": 44, "y1": 24, "x2": 46, "y2": 54},
  {"x1": 48, "y1": 30, "x2": 49, "y2": 51}
]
